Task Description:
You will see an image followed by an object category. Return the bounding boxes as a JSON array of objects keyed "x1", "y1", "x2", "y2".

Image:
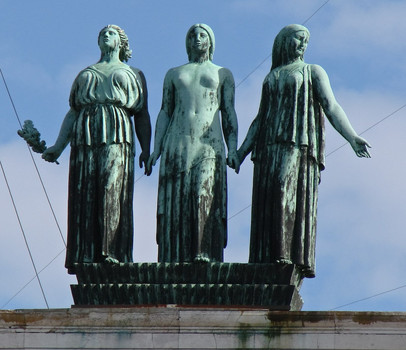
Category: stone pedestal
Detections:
[
  {"x1": 71, "y1": 263, "x2": 303, "y2": 310},
  {"x1": 1, "y1": 307, "x2": 406, "y2": 349}
]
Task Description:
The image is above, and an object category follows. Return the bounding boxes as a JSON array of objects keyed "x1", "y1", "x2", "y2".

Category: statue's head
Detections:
[
  {"x1": 98, "y1": 24, "x2": 132, "y2": 62},
  {"x1": 186, "y1": 23, "x2": 215, "y2": 61},
  {"x1": 271, "y1": 24, "x2": 310, "y2": 70}
]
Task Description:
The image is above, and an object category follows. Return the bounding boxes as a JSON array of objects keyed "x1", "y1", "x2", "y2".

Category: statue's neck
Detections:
[
  {"x1": 189, "y1": 51, "x2": 210, "y2": 64},
  {"x1": 99, "y1": 49, "x2": 121, "y2": 64},
  {"x1": 285, "y1": 57, "x2": 303, "y2": 66}
]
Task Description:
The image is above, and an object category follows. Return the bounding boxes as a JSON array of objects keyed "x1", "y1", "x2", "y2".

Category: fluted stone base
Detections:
[{"x1": 71, "y1": 263, "x2": 304, "y2": 310}]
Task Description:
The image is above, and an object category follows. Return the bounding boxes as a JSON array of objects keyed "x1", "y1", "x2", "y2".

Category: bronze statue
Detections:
[
  {"x1": 42, "y1": 25, "x2": 151, "y2": 274},
  {"x1": 238, "y1": 24, "x2": 370, "y2": 278},
  {"x1": 147, "y1": 23, "x2": 239, "y2": 263}
]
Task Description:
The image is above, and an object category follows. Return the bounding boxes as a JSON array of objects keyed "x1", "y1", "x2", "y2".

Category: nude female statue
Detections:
[{"x1": 147, "y1": 23, "x2": 239, "y2": 262}]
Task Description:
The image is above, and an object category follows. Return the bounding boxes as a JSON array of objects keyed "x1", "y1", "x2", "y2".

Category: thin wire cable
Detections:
[
  {"x1": 6, "y1": 0, "x2": 404, "y2": 311},
  {"x1": 236, "y1": 54, "x2": 272, "y2": 88},
  {"x1": 235, "y1": 0, "x2": 331, "y2": 88},
  {"x1": 302, "y1": 0, "x2": 331, "y2": 25},
  {"x1": 326, "y1": 103, "x2": 406, "y2": 157},
  {"x1": 228, "y1": 204, "x2": 252, "y2": 221},
  {"x1": 135, "y1": 174, "x2": 144, "y2": 184},
  {"x1": 330, "y1": 284, "x2": 406, "y2": 311},
  {"x1": 0, "y1": 160, "x2": 49, "y2": 309},
  {"x1": 228, "y1": 103, "x2": 406, "y2": 220},
  {"x1": 1, "y1": 248, "x2": 65, "y2": 309},
  {"x1": 140, "y1": 1, "x2": 337, "y2": 223},
  {"x1": 0, "y1": 68, "x2": 66, "y2": 247}
]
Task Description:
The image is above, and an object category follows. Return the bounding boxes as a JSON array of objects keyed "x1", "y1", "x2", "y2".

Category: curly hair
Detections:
[{"x1": 98, "y1": 24, "x2": 132, "y2": 62}]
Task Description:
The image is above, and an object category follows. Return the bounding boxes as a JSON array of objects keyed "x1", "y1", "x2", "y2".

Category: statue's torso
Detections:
[
  {"x1": 161, "y1": 62, "x2": 226, "y2": 173},
  {"x1": 69, "y1": 63, "x2": 141, "y2": 147}
]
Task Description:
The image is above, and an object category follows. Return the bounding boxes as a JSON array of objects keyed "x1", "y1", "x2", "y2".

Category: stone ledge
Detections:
[{"x1": 1, "y1": 308, "x2": 406, "y2": 349}]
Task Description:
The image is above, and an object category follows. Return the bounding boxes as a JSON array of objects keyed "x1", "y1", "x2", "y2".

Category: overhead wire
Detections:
[
  {"x1": 326, "y1": 103, "x2": 406, "y2": 157},
  {"x1": 133, "y1": 1, "x2": 333, "y2": 185},
  {"x1": 228, "y1": 0, "x2": 406, "y2": 310},
  {"x1": 1, "y1": 248, "x2": 65, "y2": 309},
  {"x1": 3, "y1": 0, "x2": 405, "y2": 310},
  {"x1": 0, "y1": 160, "x2": 49, "y2": 308},
  {"x1": 330, "y1": 284, "x2": 406, "y2": 311},
  {"x1": 0, "y1": 69, "x2": 66, "y2": 248},
  {"x1": 228, "y1": 102, "x2": 406, "y2": 220},
  {"x1": 302, "y1": 0, "x2": 331, "y2": 25}
]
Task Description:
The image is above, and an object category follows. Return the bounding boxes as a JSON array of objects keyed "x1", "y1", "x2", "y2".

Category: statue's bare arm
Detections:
[
  {"x1": 42, "y1": 108, "x2": 78, "y2": 163},
  {"x1": 146, "y1": 71, "x2": 175, "y2": 175},
  {"x1": 220, "y1": 68, "x2": 240, "y2": 173},
  {"x1": 237, "y1": 80, "x2": 270, "y2": 164},
  {"x1": 311, "y1": 64, "x2": 371, "y2": 158},
  {"x1": 132, "y1": 69, "x2": 152, "y2": 172}
]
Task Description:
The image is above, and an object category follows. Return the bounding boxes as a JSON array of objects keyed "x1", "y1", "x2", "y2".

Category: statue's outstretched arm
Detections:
[{"x1": 312, "y1": 64, "x2": 371, "y2": 158}]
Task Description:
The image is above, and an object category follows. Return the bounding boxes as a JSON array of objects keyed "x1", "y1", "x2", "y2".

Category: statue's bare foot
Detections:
[
  {"x1": 104, "y1": 256, "x2": 119, "y2": 264},
  {"x1": 194, "y1": 254, "x2": 210, "y2": 263}
]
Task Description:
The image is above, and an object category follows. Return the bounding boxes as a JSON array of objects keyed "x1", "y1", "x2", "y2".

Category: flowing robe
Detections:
[
  {"x1": 65, "y1": 64, "x2": 143, "y2": 274},
  {"x1": 249, "y1": 62, "x2": 325, "y2": 277}
]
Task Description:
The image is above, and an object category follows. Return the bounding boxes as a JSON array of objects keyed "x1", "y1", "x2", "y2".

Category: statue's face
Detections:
[
  {"x1": 98, "y1": 27, "x2": 121, "y2": 52},
  {"x1": 289, "y1": 30, "x2": 309, "y2": 59},
  {"x1": 188, "y1": 27, "x2": 210, "y2": 54}
]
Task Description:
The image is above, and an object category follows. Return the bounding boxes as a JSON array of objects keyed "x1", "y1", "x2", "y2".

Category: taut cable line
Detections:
[
  {"x1": 0, "y1": 160, "x2": 49, "y2": 308},
  {"x1": 2, "y1": 0, "x2": 337, "y2": 308},
  {"x1": 228, "y1": 102, "x2": 405, "y2": 220},
  {"x1": 0, "y1": 68, "x2": 66, "y2": 247},
  {"x1": 1, "y1": 248, "x2": 66, "y2": 309},
  {"x1": 302, "y1": 0, "x2": 331, "y2": 25},
  {"x1": 330, "y1": 283, "x2": 406, "y2": 311},
  {"x1": 7, "y1": 0, "x2": 405, "y2": 310},
  {"x1": 235, "y1": 0, "x2": 331, "y2": 89}
]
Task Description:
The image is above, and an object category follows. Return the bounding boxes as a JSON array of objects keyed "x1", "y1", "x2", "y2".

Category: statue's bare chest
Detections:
[{"x1": 175, "y1": 67, "x2": 220, "y2": 91}]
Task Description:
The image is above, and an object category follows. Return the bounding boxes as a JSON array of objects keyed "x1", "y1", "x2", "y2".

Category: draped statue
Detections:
[{"x1": 43, "y1": 25, "x2": 151, "y2": 274}]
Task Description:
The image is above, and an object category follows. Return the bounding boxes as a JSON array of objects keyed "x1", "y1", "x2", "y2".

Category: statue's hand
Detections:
[
  {"x1": 227, "y1": 150, "x2": 240, "y2": 174},
  {"x1": 42, "y1": 145, "x2": 62, "y2": 163},
  {"x1": 236, "y1": 148, "x2": 246, "y2": 165},
  {"x1": 146, "y1": 151, "x2": 160, "y2": 176},
  {"x1": 138, "y1": 151, "x2": 150, "y2": 174},
  {"x1": 350, "y1": 136, "x2": 371, "y2": 158}
]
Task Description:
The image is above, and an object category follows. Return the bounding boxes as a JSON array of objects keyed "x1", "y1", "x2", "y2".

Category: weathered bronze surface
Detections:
[
  {"x1": 71, "y1": 263, "x2": 303, "y2": 309},
  {"x1": 147, "y1": 24, "x2": 239, "y2": 263},
  {"x1": 238, "y1": 24, "x2": 371, "y2": 278},
  {"x1": 42, "y1": 25, "x2": 151, "y2": 274}
]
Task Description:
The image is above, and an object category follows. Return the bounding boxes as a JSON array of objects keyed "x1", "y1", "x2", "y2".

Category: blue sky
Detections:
[{"x1": 1, "y1": 0, "x2": 406, "y2": 311}]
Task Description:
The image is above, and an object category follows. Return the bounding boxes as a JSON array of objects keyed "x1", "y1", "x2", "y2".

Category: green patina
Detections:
[
  {"x1": 147, "y1": 23, "x2": 239, "y2": 264},
  {"x1": 41, "y1": 25, "x2": 151, "y2": 275},
  {"x1": 238, "y1": 24, "x2": 371, "y2": 279}
]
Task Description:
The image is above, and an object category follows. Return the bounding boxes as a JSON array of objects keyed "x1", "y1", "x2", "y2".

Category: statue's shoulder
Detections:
[
  {"x1": 205, "y1": 62, "x2": 233, "y2": 82},
  {"x1": 163, "y1": 64, "x2": 191, "y2": 82},
  {"x1": 309, "y1": 64, "x2": 328, "y2": 82},
  {"x1": 129, "y1": 66, "x2": 146, "y2": 81}
]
